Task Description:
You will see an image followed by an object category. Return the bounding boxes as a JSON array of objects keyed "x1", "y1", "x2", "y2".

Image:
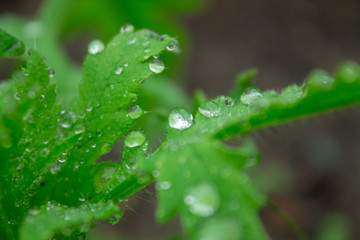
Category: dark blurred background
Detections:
[{"x1": 1, "y1": 0, "x2": 360, "y2": 239}]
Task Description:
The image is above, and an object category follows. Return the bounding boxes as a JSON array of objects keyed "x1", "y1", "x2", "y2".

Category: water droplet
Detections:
[
  {"x1": 120, "y1": 24, "x2": 134, "y2": 33},
  {"x1": 128, "y1": 37, "x2": 137, "y2": 44},
  {"x1": 40, "y1": 148, "x2": 49, "y2": 157},
  {"x1": 153, "y1": 54, "x2": 159, "y2": 59},
  {"x1": 74, "y1": 124, "x2": 85, "y2": 134},
  {"x1": 127, "y1": 105, "x2": 143, "y2": 119},
  {"x1": 220, "y1": 96, "x2": 234, "y2": 107},
  {"x1": 152, "y1": 170, "x2": 160, "y2": 178},
  {"x1": 48, "y1": 68, "x2": 55, "y2": 78},
  {"x1": 307, "y1": 70, "x2": 334, "y2": 89},
  {"x1": 149, "y1": 60, "x2": 165, "y2": 74},
  {"x1": 157, "y1": 181, "x2": 172, "y2": 190},
  {"x1": 88, "y1": 40, "x2": 105, "y2": 55},
  {"x1": 124, "y1": 130, "x2": 146, "y2": 148},
  {"x1": 169, "y1": 108, "x2": 193, "y2": 130},
  {"x1": 184, "y1": 182, "x2": 220, "y2": 217},
  {"x1": 240, "y1": 88, "x2": 263, "y2": 105},
  {"x1": 114, "y1": 65, "x2": 123, "y2": 75},
  {"x1": 49, "y1": 163, "x2": 61, "y2": 174},
  {"x1": 86, "y1": 103, "x2": 93, "y2": 112},
  {"x1": 96, "y1": 129, "x2": 102, "y2": 137},
  {"x1": 198, "y1": 101, "x2": 221, "y2": 118},
  {"x1": 166, "y1": 40, "x2": 178, "y2": 52},
  {"x1": 59, "y1": 112, "x2": 76, "y2": 128}
]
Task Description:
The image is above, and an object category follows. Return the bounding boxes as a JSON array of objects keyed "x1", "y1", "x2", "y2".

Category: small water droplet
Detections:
[
  {"x1": 127, "y1": 105, "x2": 143, "y2": 119},
  {"x1": 74, "y1": 124, "x2": 85, "y2": 134},
  {"x1": 220, "y1": 96, "x2": 234, "y2": 107},
  {"x1": 40, "y1": 148, "x2": 49, "y2": 157},
  {"x1": 198, "y1": 101, "x2": 221, "y2": 118},
  {"x1": 184, "y1": 182, "x2": 220, "y2": 217},
  {"x1": 114, "y1": 65, "x2": 123, "y2": 75},
  {"x1": 166, "y1": 40, "x2": 178, "y2": 52},
  {"x1": 240, "y1": 88, "x2": 263, "y2": 105},
  {"x1": 169, "y1": 108, "x2": 193, "y2": 130},
  {"x1": 96, "y1": 129, "x2": 102, "y2": 137},
  {"x1": 124, "y1": 130, "x2": 146, "y2": 148},
  {"x1": 149, "y1": 60, "x2": 165, "y2": 74},
  {"x1": 157, "y1": 181, "x2": 172, "y2": 190},
  {"x1": 86, "y1": 103, "x2": 93, "y2": 112},
  {"x1": 120, "y1": 24, "x2": 134, "y2": 33},
  {"x1": 88, "y1": 40, "x2": 105, "y2": 55},
  {"x1": 128, "y1": 37, "x2": 137, "y2": 44},
  {"x1": 152, "y1": 170, "x2": 160, "y2": 178},
  {"x1": 49, "y1": 163, "x2": 61, "y2": 174},
  {"x1": 48, "y1": 68, "x2": 55, "y2": 78},
  {"x1": 153, "y1": 53, "x2": 159, "y2": 59}
]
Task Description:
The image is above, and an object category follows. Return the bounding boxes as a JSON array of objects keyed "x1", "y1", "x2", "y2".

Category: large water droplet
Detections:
[
  {"x1": 169, "y1": 108, "x2": 193, "y2": 130},
  {"x1": 120, "y1": 24, "x2": 134, "y2": 33},
  {"x1": 124, "y1": 130, "x2": 146, "y2": 148},
  {"x1": 149, "y1": 60, "x2": 165, "y2": 74},
  {"x1": 307, "y1": 70, "x2": 334, "y2": 88},
  {"x1": 114, "y1": 65, "x2": 123, "y2": 75},
  {"x1": 240, "y1": 88, "x2": 263, "y2": 105},
  {"x1": 184, "y1": 182, "x2": 220, "y2": 217},
  {"x1": 127, "y1": 105, "x2": 143, "y2": 119},
  {"x1": 88, "y1": 40, "x2": 105, "y2": 55},
  {"x1": 198, "y1": 101, "x2": 221, "y2": 118}
]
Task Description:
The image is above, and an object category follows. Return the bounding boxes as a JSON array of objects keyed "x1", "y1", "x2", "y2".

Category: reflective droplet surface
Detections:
[
  {"x1": 149, "y1": 60, "x2": 165, "y2": 74},
  {"x1": 307, "y1": 70, "x2": 334, "y2": 88},
  {"x1": 169, "y1": 108, "x2": 193, "y2": 130},
  {"x1": 73, "y1": 124, "x2": 85, "y2": 134},
  {"x1": 127, "y1": 105, "x2": 143, "y2": 119},
  {"x1": 88, "y1": 40, "x2": 105, "y2": 55},
  {"x1": 198, "y1": 101, "x2": 221, "y2": 118},
  {"x1": 240, "y1": 88, "x2": 263, "y2": 105},
  {"x1": 166, "y1": 40, "x2": 178, "y2": 52},
  {"x1": 221, "y1": 96, "x2": 234, "y2": 107},
  {"x1": 114, "y1": 65, "x2": 123, "y2": 75},
  {"x1": 48, "y1": 68, "x2": 55, "y2": 78},
  {"x1": 184, "y1": 182, "x2": 220, "y2": 217},
  {"x1": 124, "y1": 130, "x2": 146, "y2": 148},
  {"x1": 120, "y1": 24, "x2": 134, "y2": 33},
  {"x1": 156, "y1": 181, "x2": 172, "y2": 190}
]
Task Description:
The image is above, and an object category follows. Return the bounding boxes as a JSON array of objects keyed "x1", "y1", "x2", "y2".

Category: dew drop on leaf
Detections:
[
  {"x1": 221, "y1": 96, "x2": 234, "y2": 107},
  {"x1": 127, "y1": 105, "x2": 143, "y2": 119},
  {"x1": 149, "y1": 60, "x2": 165, "y2": 74},
  {"x1": 124, "y1": 130, "x2": 146, "y2": 148},
  {"x1": 120, "y1": 23, "x2": 134, "y2": 33},
  {"x1": 184, "y1": 182, "x2": 220, "y2": 217},
  {"x1": 169, "y1": 108, "x2": 193, "y2": 130},
  {"x1": 156, "y1": 181, "x2": 172, "y2": 190},
  {"x1": 114, "y1": 65, "x2": 123, "y2": 75},
  {"x1": 198, "y1": 101, "x2": 221, "y2": 118},
  {"x1": 240, "y1": 88, "x2": 263, "y2": 105},
  {"x1": 40, "y1": 148, "x2": 49, "y2": 157},
  {"x1": 74, "y1": 124, "x2": 85, "y2": 134},
  {"x1": 166, "y1": 40, "x2": 178, "y2": 52},
  {"x1": 88, "y1": 40, "x2": 105, "y2": 55},
  {"x1": 48, "y1": 68, "x2": 55, "y2": 78}
]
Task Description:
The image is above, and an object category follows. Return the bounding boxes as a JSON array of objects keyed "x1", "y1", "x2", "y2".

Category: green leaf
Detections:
[
  {"x1": 19, "y1": 201, "x2": 120, "y2": 240},
  {"x1": 0, "y1": 28, "x2": 24, "y2": 57},
  {"x1": 145, "y1": 62, "x2": 360, "y2": 239}
]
